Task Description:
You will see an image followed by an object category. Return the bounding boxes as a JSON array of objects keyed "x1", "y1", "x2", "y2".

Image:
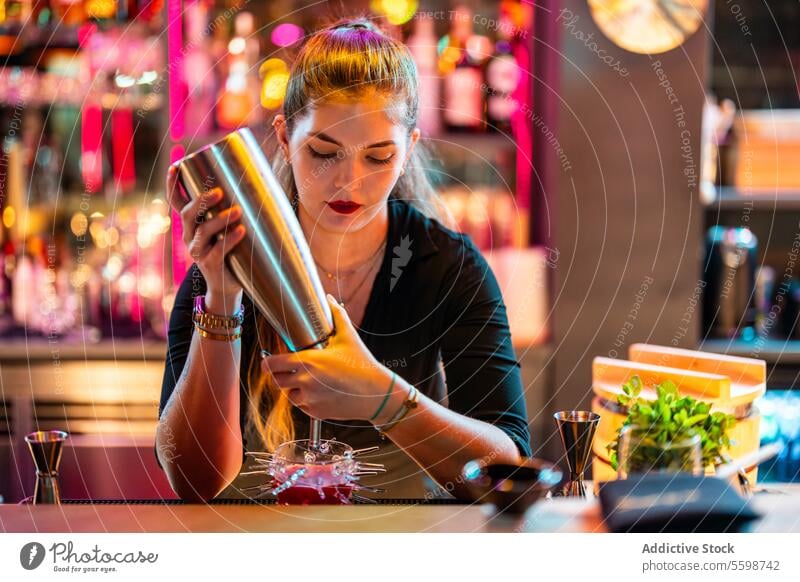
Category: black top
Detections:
[{"x1": 157, "y1": 196, "x2": 532, "y2": 477}]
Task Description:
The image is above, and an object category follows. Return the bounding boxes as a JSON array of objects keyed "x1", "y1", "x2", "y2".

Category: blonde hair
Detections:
[{"x1": 246, "y1": 17, "x2": 443, "y2": 452}]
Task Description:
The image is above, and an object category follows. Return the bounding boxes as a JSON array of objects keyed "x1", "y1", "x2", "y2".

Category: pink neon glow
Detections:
[
  {"x1": 511, "y1": 40, "x2": 531, "y2": 211},
  {"x1": 111, "y1": 108, "x2": 136, "y2": 193},
  {"x1": 169, "y1": 144, "x2": 187, "y2": 288},
  {"x1": 77, "y1": 23, "x2": 97, "y2": 49},
  {"x1": 271, "y1": 23, "x2": 304, "y2": 47},
  {"x1": 168, "y1": 0, "x2": 188, "y2": 285},
  {"x1": 167, "y1": 0, "x2": 186, "y2": 141},
  {"x1": 80, "y1": 104, "x2": 103, "y2": 193}
]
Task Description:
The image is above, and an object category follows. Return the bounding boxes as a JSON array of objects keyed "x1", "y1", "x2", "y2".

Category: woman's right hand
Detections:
[{"x1": 166, "y1": 165, "x2": 247, "y2": 304}]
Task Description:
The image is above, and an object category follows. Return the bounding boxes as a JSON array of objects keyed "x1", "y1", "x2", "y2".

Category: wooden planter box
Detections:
[{"x1": 591, "y1": 344, "x2": 766, "y2": 483}]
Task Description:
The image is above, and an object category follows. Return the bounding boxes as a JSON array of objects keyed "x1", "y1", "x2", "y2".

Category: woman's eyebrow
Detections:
[{"x1": 308, "y1": 131, "x2": 396, "y2": 149}]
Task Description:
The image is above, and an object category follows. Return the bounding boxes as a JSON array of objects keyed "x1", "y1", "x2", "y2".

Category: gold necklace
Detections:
[
  {"x1": 313, "y1": 238, "x2": 387, "y2": 281},
  {"x1": 322, "y1": 240, "x2": 386, "y2": 307}
]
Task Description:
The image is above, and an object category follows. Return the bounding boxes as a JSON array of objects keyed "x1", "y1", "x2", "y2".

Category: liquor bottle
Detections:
[
  {"x1": 137, "y1": 0, "x2": 163, "y2": 24},
  {"x1": 485, "y1": 41, "x2": 520, "y2": 135},
  {"x1": 9, "y1": 0, "x2": 52, "y2": 25},
  {"x1": 0, "y1": 236, "x2": 15, "y2": 331},
  {"x1": 115, "y1": 0, "x2": 138, "y2": 21},
  {"x1": 12, "y1": 235, "x2": 48, "y2": 334},
  {"x1": 50, "y1": 0, "x2": 87, "y2": 26},
  {"x1": 31, "y1": 136, "x2": 63, "y2": 205},
  {"x1": 442, "y1": 5, "x2": 484, "y2": 133},
  {"x1": 85, "y1": 0, "x2": 116, "y2": 21},
  {"x1": 406, "y1": 14, "x2": 441, "y2": 136},
  {"x1": 216, "y1": 11, "x2": 258, "y2": 129},
  {"x1": 111, "y1": 106, "x2": 136, "y2": 193},
  {"x1": 183, "y1": 0, "x2": 215, "y2": 137},
  {"x1": 0, "y1": 125, "x2": 18, "y2": 330},
  {"x1": 237, "y1": 11, "x2": 262, "y2": 125},
  {"x1": 80, "y1": 98, "x2": 104, "y2": 193},
  {"x1": 1, "y1": 0, "x2": 25, "y2": 24}
]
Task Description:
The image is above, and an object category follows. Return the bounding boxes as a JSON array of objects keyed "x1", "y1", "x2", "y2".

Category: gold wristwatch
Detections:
[{"x1": 192, "y1": 295, "x2": 244, "y2": 330}]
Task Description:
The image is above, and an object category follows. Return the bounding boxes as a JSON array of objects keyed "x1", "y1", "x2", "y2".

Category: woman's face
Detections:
[{"x1": 275, "y1": 97, "x2": 420, "y2": 235}]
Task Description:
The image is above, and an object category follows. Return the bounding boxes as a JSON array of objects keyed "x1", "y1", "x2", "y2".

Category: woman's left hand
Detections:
[{"x1": 261, "y1": 295, "x2": 395, "y2": 421}]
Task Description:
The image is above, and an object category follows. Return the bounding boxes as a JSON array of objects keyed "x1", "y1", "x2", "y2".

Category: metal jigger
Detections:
[
  {"x1": 25, "y1": 430, "x2": 69, "y2": 504},
  {"x1": 554, "y1": 411, "x2": 600, "y2": 497},
  {"x1": 170, "y1": 128, "x2": 334, "y2": 450}
]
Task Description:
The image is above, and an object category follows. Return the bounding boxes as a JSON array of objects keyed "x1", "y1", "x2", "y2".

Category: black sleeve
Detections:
[
  {"x1": 154, "y1": 263, "x2": 251, "y2": 470},
  {"x1": 438, "y1": 239, "x2": 533, "y2": 458}
]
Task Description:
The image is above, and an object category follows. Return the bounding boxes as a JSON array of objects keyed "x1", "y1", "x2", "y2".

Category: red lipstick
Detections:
[{"x1": 327, "y1": 201, "x2": 362, "y2": 215}]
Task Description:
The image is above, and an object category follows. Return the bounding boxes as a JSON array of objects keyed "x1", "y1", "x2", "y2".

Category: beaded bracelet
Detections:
[
  {"x1": 369, "y1": 372, "x2": 396, "y2": 422},
  {"x1": 376, "y1": 385, "x2": 419, "y2": 438}
]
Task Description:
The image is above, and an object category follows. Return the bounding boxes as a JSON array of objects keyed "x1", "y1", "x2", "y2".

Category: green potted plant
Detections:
[{"x1": 607, "y1": 375, "x2": 736, "y2": 477}]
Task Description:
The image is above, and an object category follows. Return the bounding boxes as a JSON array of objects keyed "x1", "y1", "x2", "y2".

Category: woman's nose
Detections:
[{"x1": 333, "y1": 159, "x2": 364, "y2": 192}]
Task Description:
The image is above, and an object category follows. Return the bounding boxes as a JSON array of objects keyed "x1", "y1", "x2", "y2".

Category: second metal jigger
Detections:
[
  {"x1": 170, "y1": 128, "x2": 334, "y2": 450},
  {"x1": 25, "y1": 430, "x2": 69, "y2": 504},
  {"x1": 554, "y1": 411, "x2": 600, "y2": 497}
]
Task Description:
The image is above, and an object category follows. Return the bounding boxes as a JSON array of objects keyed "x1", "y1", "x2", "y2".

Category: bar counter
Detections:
[{"x1": 2, "y1": 488, "x2": 800, "y2": 533}]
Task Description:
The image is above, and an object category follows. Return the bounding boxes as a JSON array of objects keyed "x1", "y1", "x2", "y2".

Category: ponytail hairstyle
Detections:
[{"x1": 246, "y1": 17, "x2": 444, "y2": 452}]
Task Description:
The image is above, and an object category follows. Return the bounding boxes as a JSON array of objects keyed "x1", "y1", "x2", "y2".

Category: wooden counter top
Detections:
[
  {"x1": 2, "y1": 488, "x2": 800, "y2": 533},
  {"x1": 0, "y1": 503, "x2": 502, "y2": 533},
  {"x1": 0, "y1": 338, "x2": 168, "y2": 362}
]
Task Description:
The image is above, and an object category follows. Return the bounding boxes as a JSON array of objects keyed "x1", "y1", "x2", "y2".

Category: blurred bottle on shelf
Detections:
[
  {"x1": 0, "y1": 0, "x2": 21, "y2": 24},
  {"x1": 485, "y1": 40, "x2": 520, "y2": 135},
  {"x1": 11, "y1": 236, "x2": 46, "y2": 332},
  {"x1": 110, "y1": 105, "x2": 137, "y2": 193},
  {"x1": 439, "y1": 185, "x2": 522, "y2": 251},
  {"x1": 441, "y1": 5, "x2": 484, "y2": 133},
  {"x1": 407, "y1": 13, "x2": 441, "y2": 137},
  {"x1": 754, "y1": 265, "x2": 775, "y2": 338},
  {"x1": 0, "y1": 130, "x2": 20, "y2": 332},
  {"x1": 85, "y1": 0, "x2": 117, "y2": 21},
  {"x1": 2, "y1": 0, "x2": 50, "y2": 25},
  {"x1": 115, "y1": 0, "x2": 139, "y2": 21},
  {"x1": 50, "y1": 0, "x2": 87, "y2": 26},
  {"x1": 183, "y1": 0, "x2": 215, "y2": 138},
  {"x1": 80, "y1": 96, "x2": 105, "y2": 193},
  {"x1": 136, "y1": 0, "x2": 164, "y2": 24},
  {"x1": 15, "y1": 108, "x2": 64, "y2": 207},
  {"x1": 702, "y1": 226, "x2": 758, "y2": 340},
  {"x1": 0, "y1": 237, "x2": 14, "y2": 332},
  {"x1": 216, "y1": 10, "x2": 260, "y2": 130},
  {"x1": 778, "y1": 278, "x2": 800, "y2": 341}
]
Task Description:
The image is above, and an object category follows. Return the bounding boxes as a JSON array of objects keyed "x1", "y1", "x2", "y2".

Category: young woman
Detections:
[{"x1": 157, "y1": 18, "x2": 531, "y2": 502}]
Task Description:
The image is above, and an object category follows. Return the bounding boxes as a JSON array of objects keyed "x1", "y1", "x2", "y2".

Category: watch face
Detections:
[{"x1": 588, "y1": 0, "x2": 708, "y2": 55}]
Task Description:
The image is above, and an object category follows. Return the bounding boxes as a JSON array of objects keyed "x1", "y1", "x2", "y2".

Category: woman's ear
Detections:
[
  {"x1": 404, "y1": 127, "x2": 421, "y2": 168},
  {"x1": 272, "y1": 114, "x2": 291, "y2": 161}
]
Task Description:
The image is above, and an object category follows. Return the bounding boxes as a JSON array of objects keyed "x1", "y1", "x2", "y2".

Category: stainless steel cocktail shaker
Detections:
[{"x1": 170, "y1": 128, "x2": 333, "y2": 448}]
